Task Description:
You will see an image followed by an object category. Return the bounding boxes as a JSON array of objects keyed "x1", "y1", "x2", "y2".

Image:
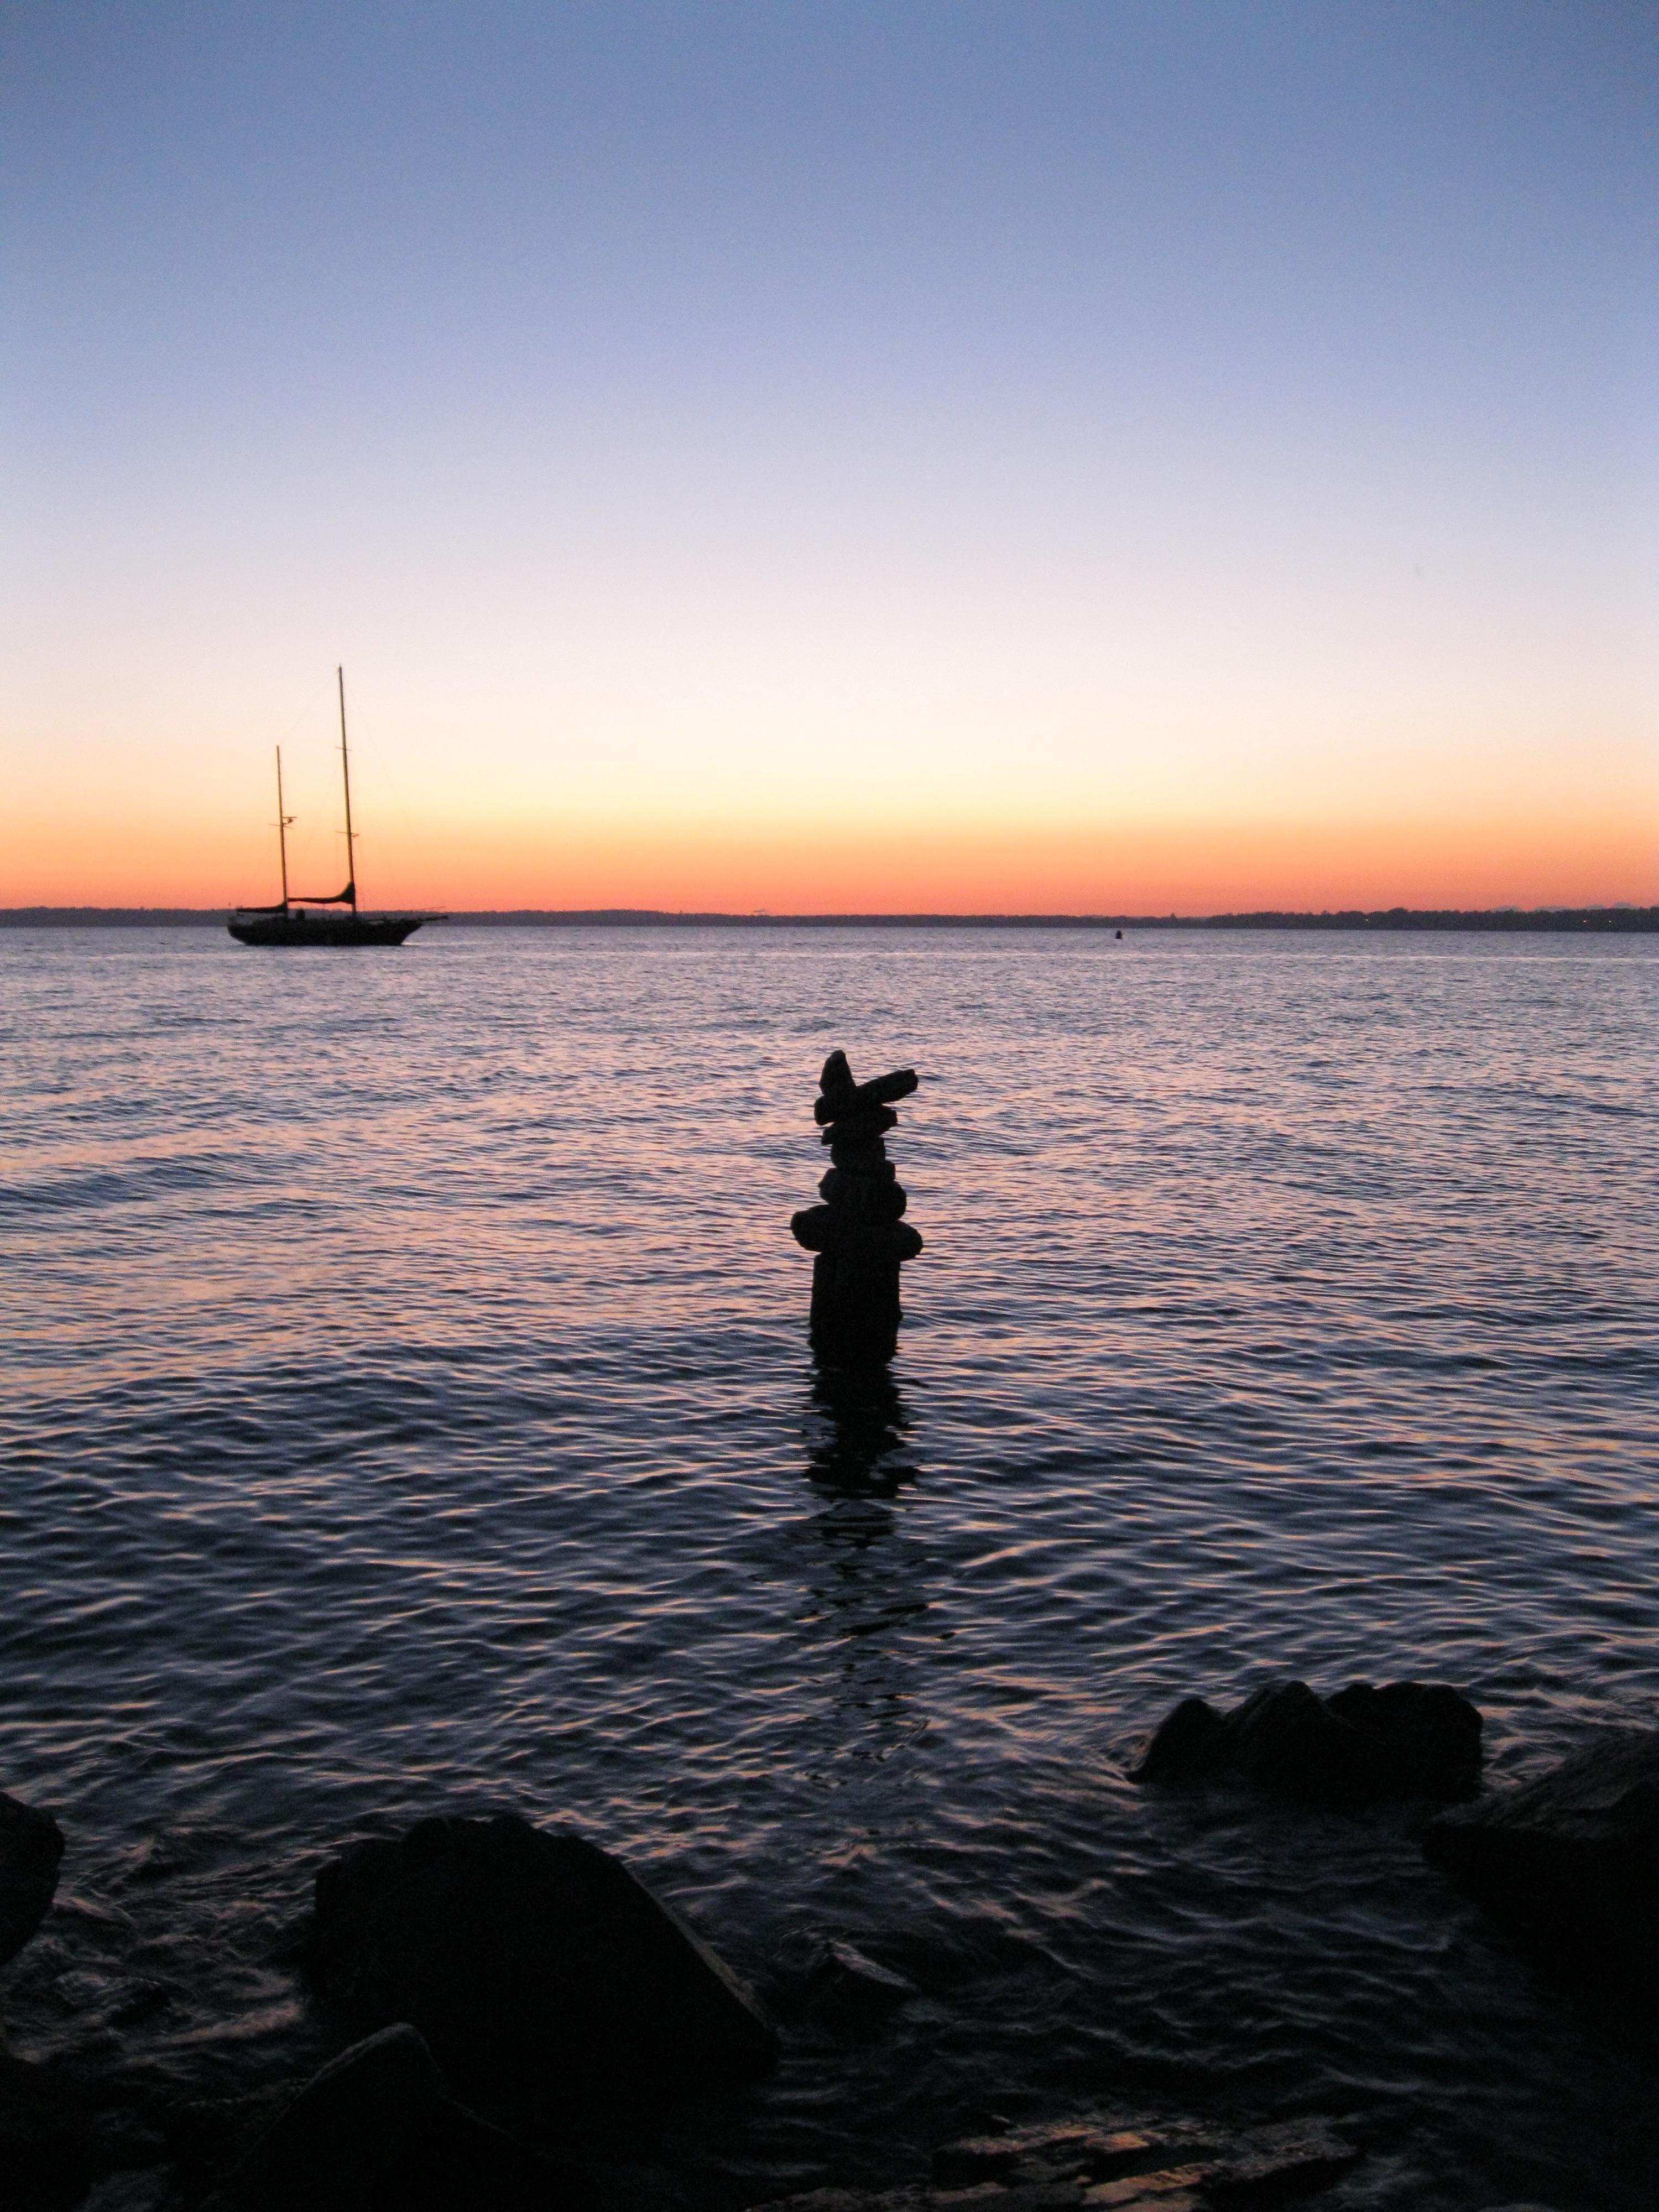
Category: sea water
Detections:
[{"x1": 1, "y1": 925, "x2": 1654, "y2": 2207}]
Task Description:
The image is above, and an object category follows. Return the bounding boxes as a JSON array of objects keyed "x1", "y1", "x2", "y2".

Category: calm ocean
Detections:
[{"x1": 2, "y1": 924, "x2": 1655, "y2": 2207}]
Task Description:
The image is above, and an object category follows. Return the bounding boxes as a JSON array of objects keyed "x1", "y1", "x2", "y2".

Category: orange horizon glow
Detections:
[{"x1": 6, "y1": 804, "x2": 1654, "y2": 916}]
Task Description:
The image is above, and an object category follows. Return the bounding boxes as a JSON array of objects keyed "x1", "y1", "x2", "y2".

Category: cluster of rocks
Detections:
[
  {"x1": 1133, "y1": 1682, "x2": 1657, "y2": 2033},
  {"x1": 1131, "y1": 1678, "x2": 1484, "y2": 1808},
  {"x1": 1, "y1": 1801, "x2": 776, "y2": 2212},
  {"x1": 791, "y1": 1050, "x2": 924, "y2": 1365},
  {"x1": 4, "y1": 1708, "x2": 1653, "y2": 2210}
]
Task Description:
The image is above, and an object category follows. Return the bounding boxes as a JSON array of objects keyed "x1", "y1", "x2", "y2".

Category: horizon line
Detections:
[{"x1": 3, "y1": 904, "x2": 1656, "y2": 932}]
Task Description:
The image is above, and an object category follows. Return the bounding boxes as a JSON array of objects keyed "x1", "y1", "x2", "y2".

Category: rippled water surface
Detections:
[{"x1": 2, "y1": 925, "x2": 1655, "y2": 2208}]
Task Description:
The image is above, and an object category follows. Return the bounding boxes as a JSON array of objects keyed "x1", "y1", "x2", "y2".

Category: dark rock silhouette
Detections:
[
  {"x1": 755, "y1": 2109, "x2": 1359, "y2": 2208},
  {"x1": 0, "y1": 1790, "x2": 64, "y2": 1966},
  {"x1": 792, "y1": 1049, "x2": 923, "y2": 1364},
  {"x1": 201, "y1": 2022, "x2": 587, "y2": 2212},
  {"x1": 1422, "y1": 1726, "x2": 1658, "y2": 2026},
  {"x1": 303, "y1": 1813, "x2": 777, "y2": 2099},
  {"x1": 1132, "y1": 1678, "x2": 1482, "y2": 1807},
  {"x1": 0, "y1": 2049, "x2": 95, "y2": 2212}
]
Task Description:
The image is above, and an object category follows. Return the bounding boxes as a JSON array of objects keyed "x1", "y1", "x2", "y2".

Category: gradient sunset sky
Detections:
[{"x1": 4, "y1": 2, "x2": 1654, "y2": 913}]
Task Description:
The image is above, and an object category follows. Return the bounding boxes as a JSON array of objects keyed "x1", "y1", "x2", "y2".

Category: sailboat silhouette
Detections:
[{"x1": 227, "y1": 670, "x2": 438, "y2": 947}]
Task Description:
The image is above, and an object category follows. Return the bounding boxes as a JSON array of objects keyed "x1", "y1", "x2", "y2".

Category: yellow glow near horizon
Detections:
[{"x1": 4, "y1": 785, "x2": 1653, "y2": 915}]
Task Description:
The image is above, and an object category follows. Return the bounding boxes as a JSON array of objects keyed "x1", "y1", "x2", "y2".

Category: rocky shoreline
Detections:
[{"x1": 3, "y1": 1698, "x2": 1653, "y2": 2212}]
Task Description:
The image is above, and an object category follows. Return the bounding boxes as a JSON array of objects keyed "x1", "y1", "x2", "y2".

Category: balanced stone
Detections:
[
  {"x1": 827, "y1": 1136, "x2": 891, "y2": 1173},
  {"x1": 818, "y1": 1103, "x2": 898, "y2": 1146},
  {"x1": 818, "y1": 1169, "x2": 906, "y2": 1220},
  {"x1": 812, "y1": 1067, "x2": 920, "y2": 1124},
  {"x1": 791, "y1": 1049, "x2": 925, "y2": 1364}
]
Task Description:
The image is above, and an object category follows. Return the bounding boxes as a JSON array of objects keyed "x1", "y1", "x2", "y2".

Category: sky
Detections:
[{"x1": 3, "y1": 1, "x2": 1655, "y2": 912}]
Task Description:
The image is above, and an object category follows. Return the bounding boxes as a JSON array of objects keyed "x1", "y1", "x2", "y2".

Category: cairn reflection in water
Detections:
[
  {"x1": 798, "y1": 1359, "x2": 932, "y2": 1764},
  {"x1": 805, "y1": 1359, "x2": 917, "y2": 1500}
]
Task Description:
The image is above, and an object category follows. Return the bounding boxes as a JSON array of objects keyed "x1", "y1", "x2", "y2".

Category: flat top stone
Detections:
[{"x1": 815, "y1": 1061, "x2": 920, "y2": 1123}]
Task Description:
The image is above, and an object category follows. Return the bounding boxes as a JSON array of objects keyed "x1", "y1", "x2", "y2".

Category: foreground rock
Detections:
[
  {"x1": 202, "y1": 2022, "x2": 586, "y2": 2212},
  {"x1": 1422, "y1": 1726, "x2": 1658, "y2": 2023},
  {"x1": 304, "y1": 1812, "x2": 777, "y2": 2098},
  {"x1": 792, "y1": 1049, "x2": 924, "y2": 1365},
  {"x1": 0, "y1": 2051, "x2": 96, "y2": 2212},
  {"x1": 1132, "y1": 1679, "x2": 1482, "y2": 1807},
  {"x1": 755, "y1": 2110, "x2": 1359, "y2": 2210},
  {"x1": 1, "y1": 1790, "x2": 65, "y2": 1966}
]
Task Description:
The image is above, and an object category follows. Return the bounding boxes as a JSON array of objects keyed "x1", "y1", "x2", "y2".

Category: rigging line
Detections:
[{"x1": 260, "y1": 673, "x2": 338, "y2": 754}]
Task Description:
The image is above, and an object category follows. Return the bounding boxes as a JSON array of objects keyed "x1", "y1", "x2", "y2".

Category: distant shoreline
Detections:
[{"x1": 4, "y1": 905, "x2": 1655, "y2": 932}]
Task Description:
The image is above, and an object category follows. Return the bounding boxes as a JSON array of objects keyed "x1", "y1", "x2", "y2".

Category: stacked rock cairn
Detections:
[{"x1": 790, "y1": 1049, "x2": 924, "y2": 1363}]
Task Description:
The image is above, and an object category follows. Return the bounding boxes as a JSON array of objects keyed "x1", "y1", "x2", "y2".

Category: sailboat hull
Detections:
[
  {"x1": 227, "y1": 912, "x2": 425, "y2": 947},
  {"x1": 231, "y1": 672, "x2": 434, "y2": 945}
]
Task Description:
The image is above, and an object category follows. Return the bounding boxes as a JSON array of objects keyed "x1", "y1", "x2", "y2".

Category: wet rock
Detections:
[
  {"x1": 81, "y1": 2176, "x2": 174, "y2": 2212},
  {"x1": 150, "y1": 2088, "x2": 294, "y2": 2196},
  {"x1": 1131, "y1": 1699, "x2": 1233, "y2": 1784},
  {"x1": 805, "y1": 1940, "x2": 917, "y2": 2030},
  {"x1": 1, "y1": 1791, "x2": 65, "y2": 1966},
  {"x1": 758, "y1": 2112, "x2": 1358, "y2": 2211},
  {"x1": 200, "y1": 2021, "x2": 586, "y2": 2212},
  {"x1": 1201, "y1": 2120, "x2": 1362, "y2": 2204},
  {"x1": 304, "y1": 1812, "x2": 776, "y2": 2098},
  {"x1": 1421, "y1": 1726, "x2": 1658, "y2": 2022},
  {"x1": 0, "y1": 2049, "x2": 96, "y2": 2212},
  {"x1": 933, "y1": 2117, "x2": 1190, "y2": 2186},
  {"x1": 1131, "y1": 1678, "x2": 1481, "y2": 1807},
  {"x1": 1323, "y1": 1681, "x2": 1481, "y2": 1800}
]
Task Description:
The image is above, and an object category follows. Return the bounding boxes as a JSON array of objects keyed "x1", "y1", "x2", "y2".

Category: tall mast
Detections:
[
  {"x1": 275, "y1": 746, "x2": 293, "y2": 908},
  {"x1": 337, "y1": 664, "x2": 358, "y2": 914}
]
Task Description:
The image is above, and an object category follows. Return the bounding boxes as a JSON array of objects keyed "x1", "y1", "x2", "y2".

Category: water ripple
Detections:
[{"x1": 1, "y1": 926, "x2": 1654, "y2": 2209}]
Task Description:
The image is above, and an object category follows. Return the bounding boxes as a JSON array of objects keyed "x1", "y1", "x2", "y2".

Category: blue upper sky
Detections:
[{"x1": 3, "y1": 2, "x2": 1654, "y2": 906}]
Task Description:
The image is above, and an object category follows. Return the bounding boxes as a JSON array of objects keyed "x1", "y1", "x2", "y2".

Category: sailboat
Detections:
[{"x1": 227, "y1": 670, "x2": 436, "y2": 946}]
